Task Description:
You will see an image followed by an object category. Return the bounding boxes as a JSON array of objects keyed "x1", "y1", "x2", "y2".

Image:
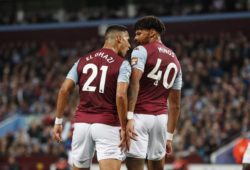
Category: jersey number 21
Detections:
[{"x1": 82, "y1": 63, "x2": 108, "y2": 93}]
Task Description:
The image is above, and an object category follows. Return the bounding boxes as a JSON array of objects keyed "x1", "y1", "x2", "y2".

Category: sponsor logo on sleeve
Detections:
[{"x1": 131, "y1": 57, "x2": 138, "y2": 66}]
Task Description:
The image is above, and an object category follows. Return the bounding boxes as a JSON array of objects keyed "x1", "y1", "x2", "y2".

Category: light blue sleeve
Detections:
[
  {"x1": 131, "y1": 46, "x2": 147, "y2": 72},
  {"x1": 66, "y1": 60, "x2": 79, "y2": 84},
  {"x1": 172, "y1": 70, "x2": 182, "y2": 90},
  {"x1": 117, "y1": 60, "x2": 131, "y2": 83}
]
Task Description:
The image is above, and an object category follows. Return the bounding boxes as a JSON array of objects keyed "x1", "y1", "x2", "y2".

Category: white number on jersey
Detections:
[
  {"x1": 147, "y1": 58, "x2": 178, "y2": 89},
  {"x1": 82, "y1": 63, "x2": 108, "y2": 93}
]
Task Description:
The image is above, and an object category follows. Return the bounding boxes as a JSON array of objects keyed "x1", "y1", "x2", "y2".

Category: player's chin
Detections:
[
  {"x1": 120, "y1": 50, "x2": 128, "y2": 57},
  {"x1": 118, "y1": 51, "x2": 124, "y2": 57},
  {"x1": 135, "y1": 41, "x2": 145, "y2": 46},
  {"x1": 134, "y1": 41, "x2": 140, "y2": 46}
]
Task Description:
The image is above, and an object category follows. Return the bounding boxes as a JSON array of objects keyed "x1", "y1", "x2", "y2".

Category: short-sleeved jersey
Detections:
[
  {"x1": 67, "y1": 48, "x2": 131, "y2": 126},
  {"x1": 131, "y1": 41, "x2": 182, "y2": 115}
]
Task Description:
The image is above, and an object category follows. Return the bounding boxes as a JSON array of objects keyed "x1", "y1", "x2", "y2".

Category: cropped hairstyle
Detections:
[
  {"x1": 104, "y1": 25, "x2": 128, "y2": 40},
  {"x1": 134, "y1": 16, "x2": 165, "y2": 34}
]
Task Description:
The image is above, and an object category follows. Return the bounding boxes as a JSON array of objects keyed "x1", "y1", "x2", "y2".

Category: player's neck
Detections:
[
  {"x1": 103, "y1": 43, "x2": 118, "y2": 54},
  {"x1": 149, "y1": 36, "x2": 162, "y2": 44}
]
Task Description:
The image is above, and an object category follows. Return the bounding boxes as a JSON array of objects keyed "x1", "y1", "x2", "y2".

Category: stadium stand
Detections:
[{"x1": 0, "y1": 0, "x2": 249, "y2": 25}]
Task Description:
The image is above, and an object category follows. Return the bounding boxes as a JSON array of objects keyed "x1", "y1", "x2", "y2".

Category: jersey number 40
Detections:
[{"x1": 147, "y1": 58, "x2": 178, "y2": 89}]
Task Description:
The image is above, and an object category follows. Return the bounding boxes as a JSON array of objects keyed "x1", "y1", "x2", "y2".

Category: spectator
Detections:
[
  {"x1": 0, "y1": 1, "x2": 249, "y2": 25},
  {"x1": 7, "y1": 156, "x2": 21, "y2": 170}
]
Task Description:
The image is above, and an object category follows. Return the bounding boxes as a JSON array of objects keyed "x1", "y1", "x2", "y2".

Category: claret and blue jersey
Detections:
[
  {"x1": 66, "y1": 48, "x2": 131, "y2": 126},
  {"x1": 131, "y1": 41, "x2": 182, "y2": 115}
]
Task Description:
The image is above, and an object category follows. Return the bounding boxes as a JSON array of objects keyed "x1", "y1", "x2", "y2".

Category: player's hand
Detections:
[
  {"x1": 53, "y1": 124, "x2": 63, "y2": 143},
  {"x1": 166, "y1": 140, "x2": 173, "y2": 157},
  {"x1": 126, "y1": 119, "x2": 137, "y2": 140},
  {"x1": 126, "y1": 119, "x2": 138, "y2": 150},
  {"x1": 119, "y1": 129, "x2": 128, "y2": 151}
]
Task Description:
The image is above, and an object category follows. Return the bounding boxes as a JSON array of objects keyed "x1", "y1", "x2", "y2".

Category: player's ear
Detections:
[
  {"x1": 116, "y1": 35, "x2": 122, "y2": 44},
  {"x1": 149, "y1": 29, "x2": 157, "y2": 38}
]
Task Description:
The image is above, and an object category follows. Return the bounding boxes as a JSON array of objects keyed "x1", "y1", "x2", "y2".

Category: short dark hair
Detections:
[
  {"x1": 134, "y1": 16, "x2": 165, "y2": 34},
  {"x1": 104, "y1": 25, "x2": 128, "y2": 39}
]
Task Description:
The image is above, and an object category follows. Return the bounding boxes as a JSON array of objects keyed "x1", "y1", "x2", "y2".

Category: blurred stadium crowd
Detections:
[
  {"x1": 0, "y1": 0, "x2": 250, "y2": 25},
  {"x1": 0, "y1": 30, "x2": 249, "y2": 168}
]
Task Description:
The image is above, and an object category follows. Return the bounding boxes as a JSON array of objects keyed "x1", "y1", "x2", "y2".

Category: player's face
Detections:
[
  {"x1": 134, "y1": 29, "x2": 150, "y2": 45},
  {"x1": 118, "y1": 31, "x2": 130, "y2": 57}
]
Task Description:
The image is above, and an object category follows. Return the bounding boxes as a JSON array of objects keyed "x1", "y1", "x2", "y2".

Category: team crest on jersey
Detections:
[{"x1": 131, "y1": 57, "x2": 138, "y2": 66}]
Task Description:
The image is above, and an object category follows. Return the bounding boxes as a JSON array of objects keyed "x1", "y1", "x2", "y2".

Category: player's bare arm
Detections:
[
  {"x1": 128, "y1": 68, "x2": 142, "y2": 112},
  {"x1": 127, "y1": 68, "x2": 142, "y2": 146},
  {"x1": 116, "y1": 82, "x2": 129, "y2": 150},
  {"x1": 53, "y1": 78, "x2": 75, "y2": 142},
  {"x1": 166, "y1": 89, "x2": 181, "y2": 156},
  {"x1": 117, "y1": 82, "x2": 129, "y2": 130}
]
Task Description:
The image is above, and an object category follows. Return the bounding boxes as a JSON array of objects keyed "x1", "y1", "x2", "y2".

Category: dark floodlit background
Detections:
[{"x1": 0, "y1": 0, "x2": 250, "y2": 170}]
